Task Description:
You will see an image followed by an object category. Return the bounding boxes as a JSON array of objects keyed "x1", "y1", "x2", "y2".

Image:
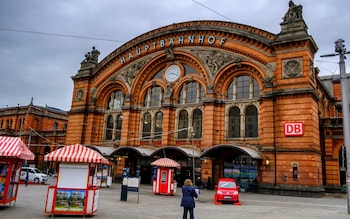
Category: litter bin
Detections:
[
  {"x1": 120, "y1": 183, "x2": 128, "y2": 201},
  {"x1": 341, "y1": 184, "x2": 347, "y2": 193}
]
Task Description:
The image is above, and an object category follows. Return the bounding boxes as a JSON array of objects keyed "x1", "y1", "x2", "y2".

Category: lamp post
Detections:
[
  {"x1": 321, "y1": 39, "x2": 350, "y2": 214},
  {"x1": 190, "y1": 127, "x2": 195, "y2": 185}
]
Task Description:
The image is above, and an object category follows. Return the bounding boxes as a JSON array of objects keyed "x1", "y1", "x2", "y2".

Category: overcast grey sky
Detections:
[{"x1": 0, "y1": 0, "x2": 349, "y2": 111}]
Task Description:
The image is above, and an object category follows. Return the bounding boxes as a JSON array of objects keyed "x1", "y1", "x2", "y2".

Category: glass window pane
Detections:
[
  {"x1": 108, "y1": 91, "x2": 124, "y2": 110},
  {"x1": 228, "y1": 107, "x2": 240, "y2": 138},
  {"x1": 115, "y1": 115, "x2": 123, "y2": 140},
  {"x1": 154, "y1": 112, "x2": 163, "y2": 139},
  {"x1": 245, "y1": 106, "x2": 258, "y2": 137},
  {"x1": 150, "y1": 87, "x2": 162, "y2": 106},
  {"x1": 253, "y1": 79, "x2": 260, "y2": 98},
  {"x1": 178, "y1": 110, "x2": 188, "y2": 139},
  {"x1": 192, "y1": 109, "x2": 202, "y2": 138},
  {"x1": 227, "y1": 82, "x2": 233, "y2": 100},
  {"x1": 142, "y1": 113, "x2": 152, "y2": 139},
  {"x1": 237, "y1": 76, "x2": 249, "y2": 99},
  {"x1": 186, "y1": 82, "x2": 197, "y2": 103},
  {"x1": 105, "y1": 115, "x2": 113, "y2": 140}
]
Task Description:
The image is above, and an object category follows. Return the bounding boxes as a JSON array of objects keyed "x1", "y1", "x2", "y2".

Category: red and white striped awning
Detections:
[
  {"x1": 0, "y1": 136, "x2": 35, "y2": 160},
  {"x1": 44, "y1": 144, "x2": 110, "y2": 164},
  {"x1": 151, "y1": 158, "x2": 180, "y2": 168}
]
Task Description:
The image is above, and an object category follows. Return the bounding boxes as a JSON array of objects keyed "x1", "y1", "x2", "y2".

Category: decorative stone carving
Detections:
[
  {"x1": 125, "y1": 93, "x2": 132, "y2": 101},
  {"x1": 75, "y1": 89, "x2": 84, "y2": 102},
  {"x1": 263, "y1": 76, "x2": 274, "y2": 88},
  {"x1": 164, "y1": 48, "x2": 174, "y2": 60},
  {"x1": 164, "y1": 85, "x2": 173, "y2": 99},
  {"x1": 207, "y1": 84, "x2": 215, "y2": 94},
  {"x1": 195, "y1": 50, "x2": 234, "y2": 76},
  {"x1": 119, "y1": 59, "x2": 148, "y2": 85},
  {"x1": 282, "y1": 58, "x2": 303, "y2": 78}
]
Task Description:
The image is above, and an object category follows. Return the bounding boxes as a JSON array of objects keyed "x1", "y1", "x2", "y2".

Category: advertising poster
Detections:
[
  {"x1": 55, "y1": 189, "x2": 86, "y2": 212},
  {"x1": 0, "y1": 164, "x2": 8, "y2": 200}
]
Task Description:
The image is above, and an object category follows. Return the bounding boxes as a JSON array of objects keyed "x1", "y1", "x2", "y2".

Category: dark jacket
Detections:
[{"x1": 180, "y1": 185, "x2": 198, "y2": 208}]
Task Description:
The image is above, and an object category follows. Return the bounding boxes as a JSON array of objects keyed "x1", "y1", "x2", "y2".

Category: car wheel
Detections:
[{"x1": 34, "y1": 178, "x2": 40, "y2": 183}]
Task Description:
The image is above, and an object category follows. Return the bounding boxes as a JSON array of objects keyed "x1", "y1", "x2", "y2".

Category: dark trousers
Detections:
[{"x1": 183, "y1": 207, "x2": 194, "y2": 219}]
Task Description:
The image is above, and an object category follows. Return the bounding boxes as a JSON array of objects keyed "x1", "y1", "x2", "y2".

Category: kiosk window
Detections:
[{"x1": 161, "y1": 171, "x2": 166, "y2": 183}]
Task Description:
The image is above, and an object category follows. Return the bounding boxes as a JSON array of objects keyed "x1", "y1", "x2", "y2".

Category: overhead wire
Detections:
[
  {"x1": 0, "y1": 27, "x2": 125, "y2": 43},
  {"x1": 191, "y1": 0, "x2": 233, "y2": 21}
]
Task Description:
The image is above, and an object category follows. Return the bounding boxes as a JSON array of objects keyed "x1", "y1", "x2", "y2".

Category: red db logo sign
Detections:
[{"x1": 284, "y1": 122, "x2": 304, "y2": 136}]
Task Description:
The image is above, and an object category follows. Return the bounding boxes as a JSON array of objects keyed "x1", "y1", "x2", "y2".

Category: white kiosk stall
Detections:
[{"x1": 43, "y1": 144, "x2": 110, "y2": 216}]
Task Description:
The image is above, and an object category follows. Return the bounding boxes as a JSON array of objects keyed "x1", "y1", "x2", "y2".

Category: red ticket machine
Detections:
[{"x1": 151, "y1": 158, "x2": 180, "y2": 196}]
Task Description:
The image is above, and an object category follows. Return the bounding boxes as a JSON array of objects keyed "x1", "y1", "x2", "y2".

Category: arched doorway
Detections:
[
  {"x1": 201, "y1": 144, "x2": 262, "y2": 191},
  {"x1": 111, "y1": 146, "x2": 154, "y2": 184},
  {"x1": 151, "y1": 146, "x2": 201, "y2": 186}
]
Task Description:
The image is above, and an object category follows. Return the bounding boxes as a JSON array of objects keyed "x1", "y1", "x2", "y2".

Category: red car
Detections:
[{"x1": 214, "y1": 178, "x2": 241, "y2": 205}]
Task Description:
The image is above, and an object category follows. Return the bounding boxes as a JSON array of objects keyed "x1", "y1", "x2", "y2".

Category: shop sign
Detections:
[{"x1": 284, "y1": 122, "x2": 304, "y2": 136}]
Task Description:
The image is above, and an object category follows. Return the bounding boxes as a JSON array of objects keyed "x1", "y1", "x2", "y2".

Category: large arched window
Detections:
[
  {"x1": 245, "y1": 105, "x2": 258, "y2": 137},
  {"x1": 105, "y1": 115, "x2": 114, "y2": 140},
  {"x1": 154, "y1": 111, "x2": 163, "y2": 139},
  {"x1": 142, "y1": 112, "x2": 152, "y2": 139},
  {"x1": 144, "y1": 86, "x2": 163, "y2": 107},
  {"x1": 192, "y1": 109, "x2": 202, "y2": 138},
  {"x1": 178, "y1": 110, "x2": 189, "y2": 139},
  {"x1": 108, "y1": 91, "x2": 124, "y2": 110},
  {"x1": 228, "y1": 107, "x2": 240, "y2": 138}
]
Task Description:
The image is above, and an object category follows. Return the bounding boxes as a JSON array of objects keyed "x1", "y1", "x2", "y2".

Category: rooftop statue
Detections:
[
  {"x1": 82, "y1": 46, "x2": 100, "y2": 64},
  {"x1": 283, "y1": 0, "x2": 303, "y2": 23}
]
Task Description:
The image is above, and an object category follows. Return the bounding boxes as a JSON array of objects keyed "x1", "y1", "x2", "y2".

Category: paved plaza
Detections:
[{"x1": 0, "y1": 179, "x2": 349, "y2": 219}]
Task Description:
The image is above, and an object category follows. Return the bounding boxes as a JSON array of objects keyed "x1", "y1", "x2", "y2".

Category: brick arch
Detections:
[
  {"x1": 131, "y1": 51, "x2": 208, "y2": 104},
  {"x1": 95, "y1": 80, "x2": 129, "y2": 108},
  {"x1": 214, "y1": 62, "x2": 265, "y2": 98}
]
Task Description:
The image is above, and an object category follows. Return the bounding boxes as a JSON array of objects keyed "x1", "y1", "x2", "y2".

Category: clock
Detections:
[{"x1": 165, "y1": 64, "x2": 181, "y2": 82}]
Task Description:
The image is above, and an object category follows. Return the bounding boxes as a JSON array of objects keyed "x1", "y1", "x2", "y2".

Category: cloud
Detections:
[{"x1": 0, "y1": 0, "x2": 349, "y2": 110}]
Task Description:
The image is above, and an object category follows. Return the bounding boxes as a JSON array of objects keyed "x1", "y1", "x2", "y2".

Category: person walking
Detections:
[{"x1": 180, "y1": 179, "x2": 198, "y2": 219}]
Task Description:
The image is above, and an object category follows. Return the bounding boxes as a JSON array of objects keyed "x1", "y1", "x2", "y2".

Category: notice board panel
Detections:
[{"x1": 58, "y1": 164, "x2": 88, "y2": 189}]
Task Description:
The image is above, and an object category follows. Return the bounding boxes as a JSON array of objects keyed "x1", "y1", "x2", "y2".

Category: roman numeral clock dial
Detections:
[{"x1": 164, "y1": 64, "x2": 181, "y2": 82}]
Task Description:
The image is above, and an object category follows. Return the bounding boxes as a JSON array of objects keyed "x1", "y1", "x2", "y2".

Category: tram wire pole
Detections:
[
  {"x1": 321, "y1": 39, "x2": 350, "y2": 214},
  {"x1": 190, "y1": 127, "x2": 195, "y2": 185}
]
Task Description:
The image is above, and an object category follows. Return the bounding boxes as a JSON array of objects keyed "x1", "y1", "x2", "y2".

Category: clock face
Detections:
[{"x1": 165, "y1": 64, "x2": 181, "y2": 82}]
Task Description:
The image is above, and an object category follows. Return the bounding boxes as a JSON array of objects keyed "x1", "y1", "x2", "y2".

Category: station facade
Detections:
[{"x1": 64, "y1": 2, "x2": 345, "y2": 196}]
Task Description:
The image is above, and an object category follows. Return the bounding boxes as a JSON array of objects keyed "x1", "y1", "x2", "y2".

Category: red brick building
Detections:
[
  {"x1": 63, "y1": 1, "x2": 346, "y2": 196},
  {"x1": 0, "y1": 99, "x2": 68, "y2": 171}
]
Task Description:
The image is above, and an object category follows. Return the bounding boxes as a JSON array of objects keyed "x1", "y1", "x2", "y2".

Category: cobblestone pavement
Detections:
[{"x1": 0, "y1": 178, "x2": 349, "y2": 219}]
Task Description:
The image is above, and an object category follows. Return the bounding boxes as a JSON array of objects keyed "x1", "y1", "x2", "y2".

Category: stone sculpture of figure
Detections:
[
  {"x1": 83, "y1": 46, "x2": 100, "y2": 64},
  {"x1": 109, "y1": 92, "x2": 115, "y2": 110},
  {"x1": 283, "y1": 0, "x2": 303, "y2": 23},
  {"x1": 164, "y1": 85, "x2": 173, "y2": 99}
]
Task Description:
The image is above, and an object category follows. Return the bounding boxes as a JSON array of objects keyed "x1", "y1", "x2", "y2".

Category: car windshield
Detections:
[
  {"x1": 219, "y1": 181, "x2": 236, "y2": 188},
  {"x1": 33, "y1": 168, "x2": 43, "y2": 174}
]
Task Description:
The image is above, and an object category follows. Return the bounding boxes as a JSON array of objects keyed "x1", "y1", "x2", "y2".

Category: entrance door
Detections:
[{"x1": 159, "y1": 169, "x2": 168, "y2": 193}]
